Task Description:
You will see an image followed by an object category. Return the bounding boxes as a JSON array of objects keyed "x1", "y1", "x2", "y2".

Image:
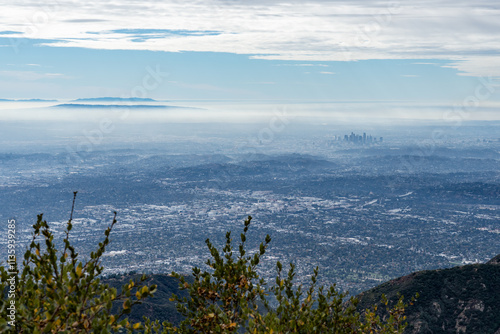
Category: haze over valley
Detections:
[{"x1": 1, "y1": 100, "x2": 498, "y2": 294}]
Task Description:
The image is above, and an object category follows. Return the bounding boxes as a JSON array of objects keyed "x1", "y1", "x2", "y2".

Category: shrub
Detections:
[{"x1": 0, "y1": 192, "x2": 156, "y2": 333}]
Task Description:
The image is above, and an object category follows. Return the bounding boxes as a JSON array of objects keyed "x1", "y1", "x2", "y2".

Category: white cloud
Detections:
[
  {"x1": 0, "y1": 70, "x2": 67, "y2": 81},
  {"x1": 320, "y1": 71, "x2": 335, "y2": 75},
  {"x1": 274, "y1": 64, "x2": 330, "y2": 67},
  {"x1": 1, "y1": 1, "x2": 500, "y2": 76}
]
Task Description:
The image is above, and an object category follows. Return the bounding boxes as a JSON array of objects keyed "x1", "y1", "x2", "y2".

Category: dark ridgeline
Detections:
[{"x1": 356, "y1": 254, "x2": 500, "y2": 334}]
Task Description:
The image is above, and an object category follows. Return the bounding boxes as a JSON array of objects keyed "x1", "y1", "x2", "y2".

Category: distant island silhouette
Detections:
[
  {"x1": 71, "y1": 97, "x2": 158, "y2": 102},
  {"x1": 0, "y1": 98, "x2": 58, "y2": 102},
  {"x1": 54, "y1": 103, "x2": 202, "y2": 110}
]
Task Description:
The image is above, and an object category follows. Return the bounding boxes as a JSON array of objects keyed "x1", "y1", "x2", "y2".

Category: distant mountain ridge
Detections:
[
  {"x1": 53, "y1": 104, "x2": 202, "y2": 110},
  {"x1": 72, "y1": 97, "x2": 158, "y2": 102},
  {"x1": 0, "y1": 98, "x2": 57, "y2": 102},
  {"x1": 55, "y1": 104, "x2": 176, "y2": 109}
]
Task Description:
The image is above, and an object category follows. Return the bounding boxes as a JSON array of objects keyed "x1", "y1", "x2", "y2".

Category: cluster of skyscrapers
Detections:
[{"x1": 333, "y1": 132, "x2": 383, "y2": 144}]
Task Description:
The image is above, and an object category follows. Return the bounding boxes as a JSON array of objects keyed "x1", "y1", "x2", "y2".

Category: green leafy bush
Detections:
[{"x1": 0, "y1": 192, "x2": 156, "y2": 333}]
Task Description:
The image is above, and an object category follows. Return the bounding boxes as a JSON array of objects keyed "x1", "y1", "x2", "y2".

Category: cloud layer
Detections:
[{"x1": 2, "y1": 0, "x2": 500, "y2": 76}]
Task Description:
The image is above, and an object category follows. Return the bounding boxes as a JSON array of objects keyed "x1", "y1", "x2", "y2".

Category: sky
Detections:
[{"x1": 0, "y1": 0, "x2": 499, "y2": 113}]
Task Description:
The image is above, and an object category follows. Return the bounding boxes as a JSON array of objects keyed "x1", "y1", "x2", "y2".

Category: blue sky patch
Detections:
[{"x1": 0, "y1": 31, "x2": 22, "y2": 35}]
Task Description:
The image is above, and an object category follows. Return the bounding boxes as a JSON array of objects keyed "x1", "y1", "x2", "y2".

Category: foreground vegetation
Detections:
[{"x1": 1, "y1": 193, "x2": 410, "y2": 333}]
